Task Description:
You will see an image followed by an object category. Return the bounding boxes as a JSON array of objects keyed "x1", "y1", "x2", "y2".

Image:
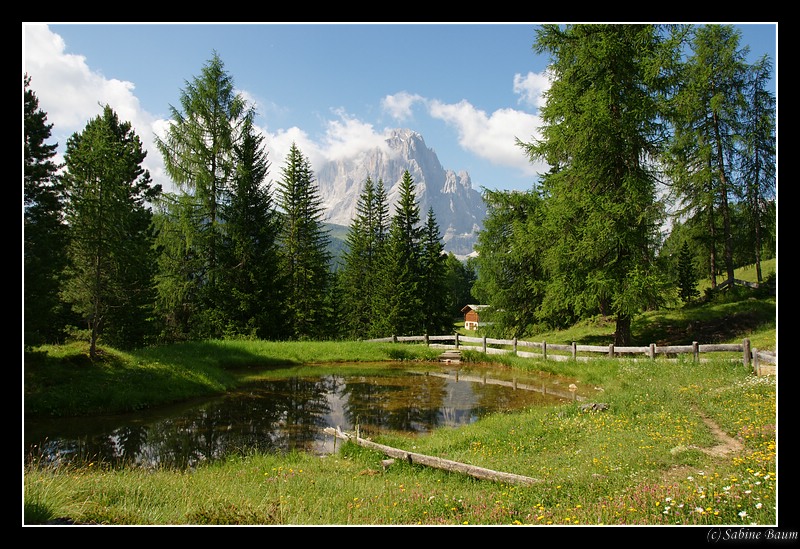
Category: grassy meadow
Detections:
[{"x1": 23, "y1": 262, "x2": 778, "y2": 527}]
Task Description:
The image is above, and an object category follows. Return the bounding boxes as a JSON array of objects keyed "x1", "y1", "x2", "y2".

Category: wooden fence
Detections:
[{"x1": 368, "y1": 333, "x2": 777, "y2": 375}]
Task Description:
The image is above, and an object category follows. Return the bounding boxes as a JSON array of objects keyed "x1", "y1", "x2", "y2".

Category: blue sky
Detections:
[{"x1": 23, "y1": 22, "x2": 777, "y2": 195}]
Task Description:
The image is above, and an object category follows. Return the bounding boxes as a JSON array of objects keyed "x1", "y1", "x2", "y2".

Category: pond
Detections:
[{"x1": 24, "y1": 362, "x2": 585, "y2": 471}]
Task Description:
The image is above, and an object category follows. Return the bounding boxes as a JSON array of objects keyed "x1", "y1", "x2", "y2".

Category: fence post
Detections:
[
  {"x1": 513, "y1": 337, "x2": 518, "y2": 354},
  {"x1": 571, "y1": 342, "x2": 577, "y2": 361},
  {"x1": 743, "y1": 338, "x2": 751, "y2": 368},
  {"x1": 692, "y1": 342, "x2": 699, "y2": 362},
  {"x1": 424, "y1": 333, "x2": 429, "y2": 346},
  {"x1": 483, "y1": 336, "x2": 487, "y2": 353},
  {"x1": 542, "y1": 340, "x2": 547, "y2": 361},
  {"x1": 392, "y1": 334, "x2": 397, "y2": 344},
  {"x1": 752, "y1": 348, "x2": 760, "y2": 375},
  {"x1": 649, "y1": 343, "x2": 655, "y2": 360},
  {"x1": 608, "y1": 344, "x2": 614, "y2": 358},
  {"x1": 455, "y1": 332, "x2": 460, "y2": 349}
]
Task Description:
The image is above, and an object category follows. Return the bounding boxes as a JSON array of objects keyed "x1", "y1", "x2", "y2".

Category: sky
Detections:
[{"x1": 22, "y1": 22, "x2": 777, "y2": 196}]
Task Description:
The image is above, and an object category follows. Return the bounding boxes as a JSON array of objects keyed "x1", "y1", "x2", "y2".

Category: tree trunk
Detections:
[{"x1": 614, "y1": 313, "x2": 631, "y2": 346}]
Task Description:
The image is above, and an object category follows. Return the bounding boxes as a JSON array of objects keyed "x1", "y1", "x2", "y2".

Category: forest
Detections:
[{"x1": 23, "y1": 24, "x2": 776, "y2": 357}]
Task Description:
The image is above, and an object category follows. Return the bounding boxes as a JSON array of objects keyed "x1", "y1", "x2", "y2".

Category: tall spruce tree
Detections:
[
  {"x1": 419, "y1": 207, "x2": 451, "y2": 335},
  {"x1": 520, "y1": 24, "x2": 671, "y2": 345},
  {"x1": 24, "y1": 74, "x2": 69, "y2": 345},
  {"x1": 374, "y1": 170, "x2": 424, "y2": 337},
  {"x1": 276, "y1": 143, "x2": 332, "y2": 340},
  {"x1": 219, "y1": 117, "x2": 284, "y2": 338},
  {"x1": 61, "y1": 105, "x2": 161, "y2": 357},
  {"x1": 154, "y1": 52, "x2": 248, "y2": 337},
  {"x1": 339, "y1": 176, "x2": 389, "y2": 339}
]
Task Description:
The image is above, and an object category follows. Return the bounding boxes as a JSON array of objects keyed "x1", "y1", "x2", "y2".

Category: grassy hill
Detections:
[{"x1": 468, "y1": 259, "x2": 777, "y2": 353}]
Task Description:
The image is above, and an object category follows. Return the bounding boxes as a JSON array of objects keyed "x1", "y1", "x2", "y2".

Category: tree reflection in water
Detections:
[{"x1": 25, "y1": 365, "x2": 574, "y2": 471}]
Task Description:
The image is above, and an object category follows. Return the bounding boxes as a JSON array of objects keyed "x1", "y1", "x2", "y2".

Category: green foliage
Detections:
[
  {"x1": 23, "y1": 75, "x2": 70, "y2": 346},
  {"x1": 276, "y1": 143, "x2": 333, "y2": 340},
  {"x1": 218, "y1": 117, "x2": 284, "y2": 339},
  {"x1": 419, "y1": 208, "x2": 451, "y2": 334},
  {"x1": 519, "y1": 25, "x2": 668, "y2": 345},
  {"x1": 677, "y1": 241, "x2": 700, "y2": 303},
  {"x1": 373, "y1": 171, "x2": 425, "y2": 336},
  {"x1": 338, "y1": 177, "x2": 389, "y2": 339},
  {"x1": 60, "y1": 105, "x2": 161, "y2": 356},
  {"x1": 472, "y1": 189, "x2": 549, "y2": 338},
  {"x1": 154, "y1": 52, "x2": 252, "y2": 340}
]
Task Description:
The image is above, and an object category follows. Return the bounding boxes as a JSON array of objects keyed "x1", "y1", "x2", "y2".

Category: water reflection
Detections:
[{"x1": 24, "y1": 364, "x2": 575, "y2": 471}]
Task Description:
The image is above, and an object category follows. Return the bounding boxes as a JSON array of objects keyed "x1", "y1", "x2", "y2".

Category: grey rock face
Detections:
[{"x1": 315, "y1": 129, "x2": 486, "y2": 258}]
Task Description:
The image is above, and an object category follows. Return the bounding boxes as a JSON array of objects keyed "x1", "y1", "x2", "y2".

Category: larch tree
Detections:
[
  {"x1": 23, "y1": 74, "x2": 69, "y2": 345},
  {"x1": 665, "y1": 24, "x2": 750, "y2": 287},
  {"x1": 738, "y1": 54, "x2": 776, "y2": 283},
  {"x1": 154, "y1": 52, "x2": 248, "y2": 337},
  {"x1": 276, "y1": 143, "x2": 332, "y2": 340},
  {"x1": 471, "y1": 188, "x2": 549, "y2": 338},
  {"x1": 61, "y1": 105, "x2": 161, "y2": 357},
  {"x1": 519, "y1": 24, "x2": 671, "y2": 345}
]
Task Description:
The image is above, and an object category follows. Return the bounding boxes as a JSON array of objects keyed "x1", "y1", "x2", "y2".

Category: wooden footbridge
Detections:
[{"x1": 438, "y1": 349, "x2": 461, "y2": 363}]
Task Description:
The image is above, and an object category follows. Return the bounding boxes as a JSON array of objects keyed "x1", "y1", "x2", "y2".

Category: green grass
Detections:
[{"x1": 23, "y1": 272, "x2": 777, "y2": 526}]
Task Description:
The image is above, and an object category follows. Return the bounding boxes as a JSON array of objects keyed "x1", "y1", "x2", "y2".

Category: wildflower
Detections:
[
  {"x1": 739, "y1": 511, "x2": 748, "y2": 519},
  {"x1": 756, "y1": 503, "x2": 763, "y2": 509}
]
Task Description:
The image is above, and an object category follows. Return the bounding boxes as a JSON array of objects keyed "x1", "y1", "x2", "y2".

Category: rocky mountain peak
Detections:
[{"x1": 315, "y1": 129, "x2": 486, "y2": 258}]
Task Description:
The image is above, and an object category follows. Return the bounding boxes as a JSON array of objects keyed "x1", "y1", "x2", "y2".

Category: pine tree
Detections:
[
  {"x1": 23, "y1": 74, "x2": 69, "y2": 345},
  {"x1": 375, "y1": 170, "x2": 424, "y2": 336},
  {"x1": 61, "y1": 105, "x2": 161, "y2": 357},
  {"x1": 219, "y1": 117, "x2": 284, "y2": 338},
  {"x1": 276, "y1": 143, "x2": 332, "y2": 340},
  {"x1": 339, "y1": 176, "x2": 389, "y2": 339},
  {"x1": 419, "y1": 207, "x2": 450, "y2": 334},
  {"x1": 739, "y1": 54, "x2": 776, "y2": 283}
]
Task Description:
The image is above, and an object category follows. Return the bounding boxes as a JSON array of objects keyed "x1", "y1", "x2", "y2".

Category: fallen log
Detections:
[{"x1": 323, "y1": 426, "x2": 541, "y2": 487}]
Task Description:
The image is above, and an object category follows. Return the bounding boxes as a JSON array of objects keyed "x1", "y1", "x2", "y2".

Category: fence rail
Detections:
[{"x1": 367, "y1": 334, "x2": 776, "y2": 375}]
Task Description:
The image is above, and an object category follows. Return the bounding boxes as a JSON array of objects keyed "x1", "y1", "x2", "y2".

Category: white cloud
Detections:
[
  {"x1": 23, "y1": 24, "x2": 549, "y2": 195},
  {"x1": 23, "y1": 24, "x2": 166, "y2": 192},
  {"x1": 513, "y1": 70, "x2": 552, "y2": 112},
  {"x1": 381, "y1": 92, "x2": 425, "y2": 122},
  {"x1": 427, "y1": 99, "x2": 546, "y2": 179}
]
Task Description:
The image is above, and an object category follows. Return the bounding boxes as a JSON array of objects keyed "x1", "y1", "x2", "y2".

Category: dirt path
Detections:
[{"x1": 693, "y1": 410, "x2": 744, "y2": 457}]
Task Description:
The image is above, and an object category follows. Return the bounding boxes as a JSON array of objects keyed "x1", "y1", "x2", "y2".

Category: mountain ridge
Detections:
[{"x1": 315, "y1": 128, "x2": 487, "y2": 259}]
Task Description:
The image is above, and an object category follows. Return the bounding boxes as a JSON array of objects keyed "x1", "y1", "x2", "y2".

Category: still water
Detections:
[{"x1": 24, "y1": 363, "x2": 580, "y2": 471}]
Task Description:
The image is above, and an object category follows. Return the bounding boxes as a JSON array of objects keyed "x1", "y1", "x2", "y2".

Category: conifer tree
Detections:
[
  {"x1": 154, "y1": 52, "x2": 248, "y2": 337},
  {"x1": 677, "y1": 241, "x2": 700, "y2": 304},
  {"x1": 339, "y1": 176, "x2": 389, "y2": 339},
  {"x1": 520, "y1": 24, "x2": 671, "y2": 345},
  {"x1": 375, "y1": 170, "x2": 424, "y2": 336},
  {"x1": 739, "y1": 54, "x2": 776, "y2": 283},
  {"x1": 419, "y1": 207, "x2": 451, "y2": 334},
  {"x1": 23, "y1": 74, "x2": 69, "y2": 345},
  {"x1": 276, "y1": 143, "x2": 332, "y2": 340},
  {"x1": 61, "y1": 105, "x2": 161, "y2": 356},
  {"x1": 665, "y1": 24, "x2": 751, "y2": 287},
  {"x1": 219, "y1": 117, "x2": 284, "y2": 338}
]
